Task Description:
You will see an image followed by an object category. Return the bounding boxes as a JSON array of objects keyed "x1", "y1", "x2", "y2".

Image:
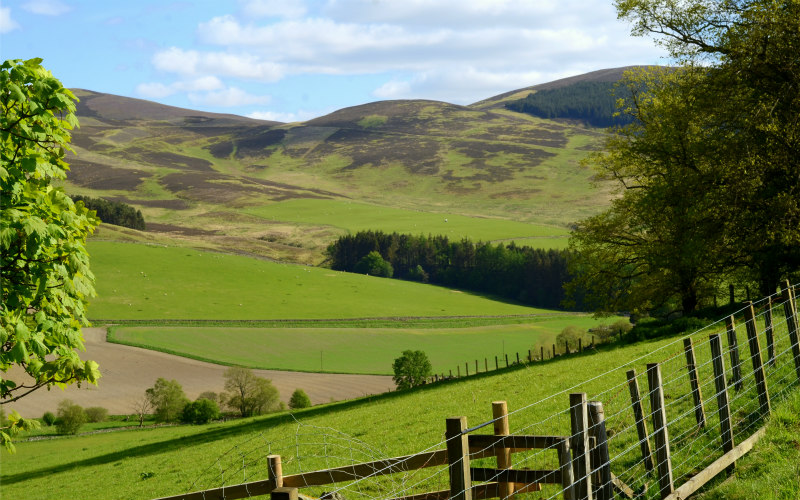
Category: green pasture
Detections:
[
  {"x1": 5, "y1": 312, "x2": 799, "y2": 500},
  {"x1": 109, "y1": 315, "x2": 620, "y2": 375},
  {"x1": 87, "y1": 241, "x2": 552, "y2": 320},
  {"x1": 244, "y1": 199, "x2": 569, "y2": 244}
]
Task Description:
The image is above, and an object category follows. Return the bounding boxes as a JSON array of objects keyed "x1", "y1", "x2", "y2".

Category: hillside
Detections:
[{"x1": 62, "y1": 72, "x2": 620, "y2": 264}]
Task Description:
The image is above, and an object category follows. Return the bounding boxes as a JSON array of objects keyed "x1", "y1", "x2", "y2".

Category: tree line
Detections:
[
  {"x1": 326, "y1": 231, "x2": 582, "y2": 310},
  {"x1": 505, "y1": 81, "x2": 635, "y2": 128},
  {"x1": 70, "y1": 195, "x2": 146, "y2": 230}
]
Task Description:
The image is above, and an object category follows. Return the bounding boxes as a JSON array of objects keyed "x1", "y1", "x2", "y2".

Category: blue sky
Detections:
[{"x1": 1, "y1": 0, "x2": 667, "y2": 122}]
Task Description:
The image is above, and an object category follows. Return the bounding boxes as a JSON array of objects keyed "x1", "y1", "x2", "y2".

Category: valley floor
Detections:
[{"x1": 6, "y1": 328, "x2": 394, "y2": 417}]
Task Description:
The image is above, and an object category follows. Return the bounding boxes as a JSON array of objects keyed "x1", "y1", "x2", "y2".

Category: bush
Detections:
[
  {"x1": 407, "y1": 264, "x2": 429, "y2": 283},
  {"x1": 289, "y1": 389, "x2": 312, "y2": 410},
  {"x1": 181, "y1": 398, "x2": 220, "y2": 424},
  {"x1": 55, "y1": 400, "x2": 87, "y2": 435},
  {"x1": 146, "y1": 378, "x2": 190, "y2": 423},
  {"x1": 197, "y1": 391, "x2": 219, "y2": 405},
  {"x1": 42, "y1": 411, "x2": 56, "y2": 426},
  {"x1": 392, "y1": 350, "x2": 432, "y2": 390},
  {"x1": 354, "y1": 251, "x2": 393, "y2": 278},
  {"x1": 556, "y1": 326, "x2": 584, "y2": 348},
  {"x1": 85, "y1": 406, "x2": 108, "y2": 423}
]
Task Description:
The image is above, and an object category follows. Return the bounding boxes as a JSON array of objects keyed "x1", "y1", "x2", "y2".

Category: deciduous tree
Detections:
[
  {"x1": 392, "y1": 350, "x2": 432, "y2": 390},
  {"x1": 1, "y1": 58, "x2": 100, "y2": 451},
  {"x1": 223, "y1": 367, "x2": 280, "y2": 417},
  {"x1": 146, "y1": 378, "x2": 189, "y2": 423}
]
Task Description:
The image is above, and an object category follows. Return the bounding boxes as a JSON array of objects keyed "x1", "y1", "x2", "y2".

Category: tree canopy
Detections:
[
  {"x1": 392, "y1": 350, "x2": 432, "y2": 390},
  {"x1": 1, "y1": 58, "x2": 100, "y2": 450},
  {"x1": 569, "y1": 1, "x2": 800, "y2": 315}
]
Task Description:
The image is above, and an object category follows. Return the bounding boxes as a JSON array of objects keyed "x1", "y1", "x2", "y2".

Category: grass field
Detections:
[
  {"x1": 6, "y1": 307, "x2": 799, "y2": 500},
  {"x1": 243, "y1": 199, "x2": 569, "y2": 245},
  {"x1": 108, "y1": 315, "x2": 620, "y2": 375},
  {"x1": 88, "y1": 241, "x2": 553, "y2": 320}
]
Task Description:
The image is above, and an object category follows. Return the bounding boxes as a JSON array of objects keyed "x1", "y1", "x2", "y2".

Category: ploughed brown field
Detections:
[{"x1": 6, "y1": 328, "x2": 395, "y2": 417}]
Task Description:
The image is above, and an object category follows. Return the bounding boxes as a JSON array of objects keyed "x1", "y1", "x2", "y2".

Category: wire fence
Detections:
[{"x1": 156, "y1": 283, "x2": 800, "y2": 500}]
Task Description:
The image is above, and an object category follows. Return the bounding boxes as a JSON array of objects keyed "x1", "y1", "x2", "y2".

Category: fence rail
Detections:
[{"x1": 155, "y1": 281, "x2": 800, "y2": 500}]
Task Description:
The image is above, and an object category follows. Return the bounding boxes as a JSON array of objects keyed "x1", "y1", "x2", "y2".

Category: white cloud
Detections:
[
  {"x1": 188, "y1": 87, "x2": 271, "y2": 107},
  {"x1": 135, "y1": 76, "x2": 226, "y2": 99},
  {"x1": 0, "y1": 7, "x2": 20, "y2": 33},
  {"x1": 247, "y1": 109, "x2": 319, "y2": 122},
  {"x1": 22, "y1": 0, "x2": 71, "y2": 16},
  {"x1": 136, "y1": 82, "x2": 175, "y2": 99},
  {"x1": 152, "y1": 47, "x2": 284, "y2": 82},
  {"x1": 239, "y1": 0, "x2": 306, "y2": 19}
]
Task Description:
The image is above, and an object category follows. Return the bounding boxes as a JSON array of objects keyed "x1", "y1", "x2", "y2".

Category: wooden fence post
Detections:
[
  {"x1": 710, "y1": 334, "x2": 736, "y2": 475},
  {"x1": 271, "y1": 487, "x2": 298, "y2": 500},
  {"x1": 485, "y1": 358, "x2": 488, "y2": 372},
  {"x1": 476, "y1": 360, "x2": 479, "y2": 374},
  {"x1": 528, "y1": 349, "x2": 532, "y2": 362},
  {"x1": 725, "y1": 316, "x2": 744, "y2": 391},
  {"x1": 553, "y1": 344, "x2": 557, "y2": 357},
  {"x1": 626, "y1": 369, "x2": 654, "y2": 473},
  {"x1": 516, "y1": 352, "x2": 520, "y2": 364},
  {"x1": 505, "y1": 354, "x2": 509, "y2": 367},
  {"x1": 495, "y1": 356, "x2": 499, "y2": 370},
  {"x1": 569, "y1": 393, "x2": 592, "y2": 500},
  {"x1": 268, "y1": 455, "x2": 283, "y2": 490},
  {"x1": 579, "y1": 338, "x2": 583, "y2": 353},
  {"x1": 457, "y1": 366, "x2": 461, "y2": 378},
  {"x1": 587, "y1": 401, "x2": 612, "y2": 500},
  {"x1": 557, "y1": 438, "x2": 576, "y2": 500},
  {"x1": 744, "y1": 302, "x2": 771, "y2": 416},
  {"x1": 446, "y1": 416, "x2": 472, "y2": 500},
  {"x1": 646, "y1": 363, "x2": 674, "y2": 499},
  {"x1": 782, "y1": 280, "x2": 800, "y2": 382},
  {"x1": 764, "y1": 298, "x2": 775, "y2": 367},
  {"x1": 492, "y1": 401, "x2": 515, "y2": 499},
  {"x1": 683, "y1": 338, "x2": 706, "y2": 428},
  {"x1": 541, "y1": 346, "x2": 545, "y2": 362},
  {"x1": 465, "y1": 363, "x2": 469, "y2": 377}
]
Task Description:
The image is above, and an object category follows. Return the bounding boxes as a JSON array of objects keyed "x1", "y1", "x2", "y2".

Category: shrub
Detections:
[
  {"x1": 407, "y1": 264, "x2": 429, "y2": 283},
  {"x1": 197, "y1": 391, "x2": 219, "y2": 405},
  {"x1": 42, "y1": 411, "x2": 56, "y2": 426},
  {"x1": 181, "y1": 398, "x2": 220, "y2": 424},
  {"x1": 55, "y1": 400, "x2": 87, "y2": 435},
  {"x1": 354, "y1": 251, "x2": 393, "y2": 278},
  {"x1": 84, "y1": 406, "x2": 108, "y2": 423},
  {"x1": 289, "y1": 389, "x2": 312, "y2": 410},
  {"x1": 392, "y1": 350, "x2": 432, "y2": 390},
  {"x1": 556, "y1": 326, "x2": 584, "y2": 348},
  {"x1": 146, "y1": 378, "x2": 190, "y2": 423}
]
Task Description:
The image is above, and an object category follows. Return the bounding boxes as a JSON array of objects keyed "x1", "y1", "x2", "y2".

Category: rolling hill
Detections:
[{"x1": 62, "y1": 68, "x2": 638, "y2": 264}]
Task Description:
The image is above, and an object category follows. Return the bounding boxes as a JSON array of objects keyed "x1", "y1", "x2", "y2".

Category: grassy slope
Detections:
[
  {"x1": 5, "y1": 312, "x2": 799, "y2": 500},
  {"x1": 63, "y1": 89, "x2": 611, "y2": 264},
  {"x1": 108, "y1": 315, "x2": 618, "y2": 375},
  {"x1": 87, "y1": 241, "x2": 551, "y2": 320}
]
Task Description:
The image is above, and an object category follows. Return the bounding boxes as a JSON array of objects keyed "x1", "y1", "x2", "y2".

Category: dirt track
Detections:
[{"x1": 6, "y1": 328, "x2": 395, "y2": 416}]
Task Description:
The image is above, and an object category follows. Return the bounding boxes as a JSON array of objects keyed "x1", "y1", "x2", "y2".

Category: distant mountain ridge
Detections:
[{"x1": 63, "y1": 67, "x2": 655, "y2": 263}]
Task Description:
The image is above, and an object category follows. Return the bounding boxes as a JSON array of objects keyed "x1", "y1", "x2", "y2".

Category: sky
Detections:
[{"x1": 0, "y1": 0, "x2": 668, "y2": 122}]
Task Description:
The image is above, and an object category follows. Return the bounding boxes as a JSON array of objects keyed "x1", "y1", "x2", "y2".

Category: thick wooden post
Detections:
[
  {"x1": 528, "y1": 349, "x2": 532, "y2": 362},
  {"x1": 710, "y1": 334, "x2": 735, "y2": 474},
  {"x1": 446, "y1": 417, "x2": 472, "y2": 500},
  {"x1": 495, "y1": 356, "x2": 499, "y2": 370},
  {"x1": 505, "y1": 354, "x2": 509, "y2": 367},
  {"x1": 744, "y1": 302, "x2": 771, "y2": 416},
  {"x1": 492, "y1": 401, "x2": 515, "y2": 498},
  {"x1": 485, "y1": 358, "x2": 488, "y2": 372},
  {"x1": 271, "y1": 487, "x2": 298, "y2": 500},
  {"x1": 626, "y1": 369, "x2": 654, "y2": 472},
  {"x1": 541, "y1": 346, "x2": 545, "y2": 361},
  {"x1": 764, "y1": 299, "x2": 775, "y2": 367},
  {"x1": 569, "y1": 393, "x2": 592, "y2": 500},
  {"x1": 457, "y1": 365, "x2": 461, "y2": 378},
  {"x1": 516, "y1": 352, "x2": 520, "y2": 364},
  {"x1": 683, "y1": 338, "x2": 706, "y2": 428},
  {"x1": 557, "y1": 438, "x2": 576, "y2": 500},
  {"x1": 782, "y1": 281, "x2": 800, "y2": 382},
  {"x1": 465, "y1": 363, "x2": 469, "y2": 377},
  {"x1": 475, "y1": 359, "x2": 479, "y2": 374},
  {"x1": 725, "y1": 316, "x2": 743, "y2": 391},
  {"x1": 579, "y1": 338, "x2": 583, "y2": 353},
  {"x1": 587, "y1": 402, "x2": 612, "y2": 500},
  {"x1": 268, "y1": 455, "x2": 283, "y2": 489},
  {"x1": 553, "y1": 344, "x2": 557, "y2": 357},
  {"x1": 646, "y1": 363, "x2": 674, "y2": 498}
]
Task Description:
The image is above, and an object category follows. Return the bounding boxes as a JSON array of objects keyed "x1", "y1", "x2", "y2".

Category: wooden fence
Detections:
[{"x1": 154, "y1": 281, "x2": 800, "y2": 500}]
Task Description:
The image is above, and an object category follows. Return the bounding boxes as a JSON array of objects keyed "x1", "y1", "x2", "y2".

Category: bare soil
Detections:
[{"x1": 5, "y1": 328, "x2": 395, "y2": 417}]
